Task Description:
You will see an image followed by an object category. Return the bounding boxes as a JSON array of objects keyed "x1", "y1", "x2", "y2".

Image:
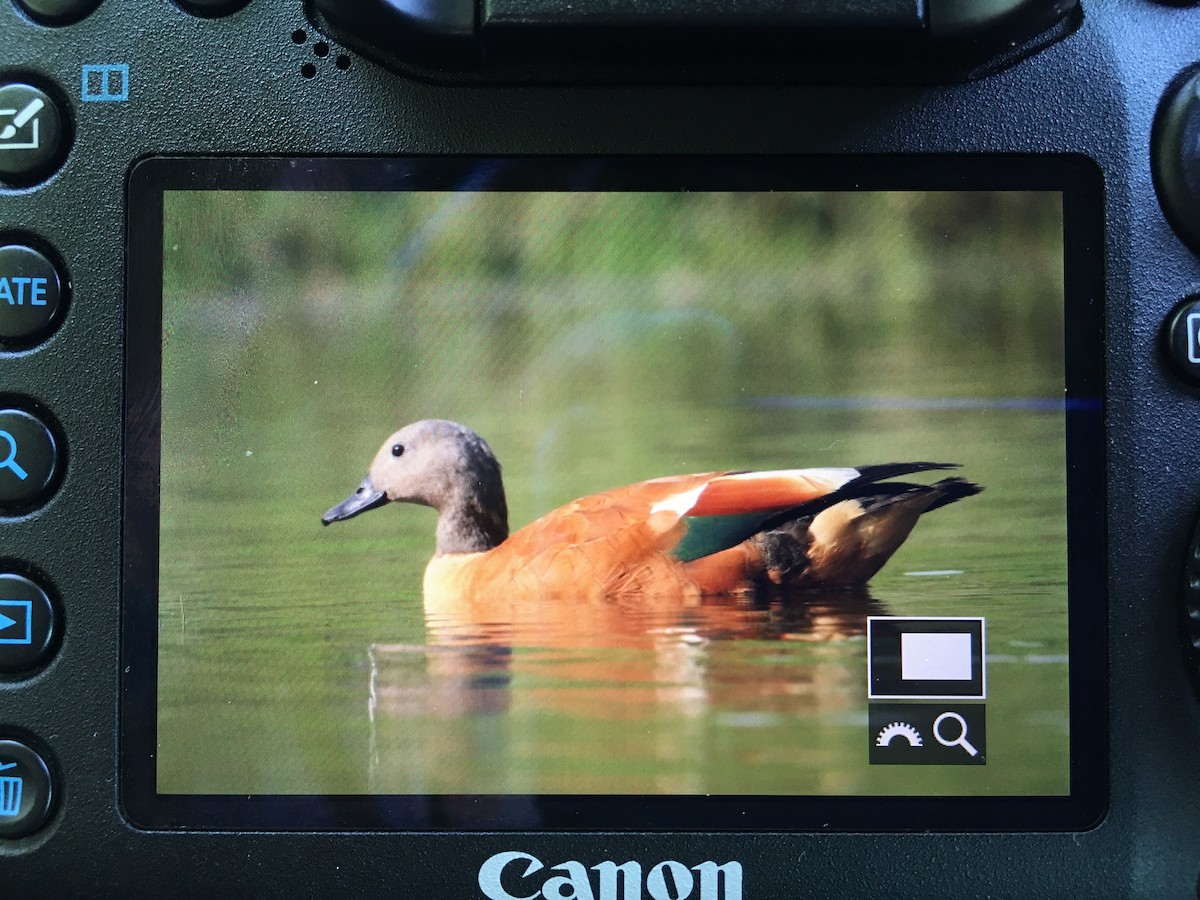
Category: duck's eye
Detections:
[{"x1": 391, "y1": 444, "x2": 405, "y2": 457}]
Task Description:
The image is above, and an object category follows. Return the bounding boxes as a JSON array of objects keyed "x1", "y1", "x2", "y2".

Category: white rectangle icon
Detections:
[
  {"x1": 867, "y1": 616, "x2": 986, "y2": 700},
  {"x1": 901, "y1": 632, "x2": 973, "y2": 681},
  {"x1": 1189, "y1": 312, "x2": 1200, "y2": 364}
]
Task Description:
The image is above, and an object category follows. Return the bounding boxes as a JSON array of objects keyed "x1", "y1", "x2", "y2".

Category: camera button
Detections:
[
  {"x1": 0, "y1": 740, "x2": 55, "y2": 838},
  {"x1": 0, "y1": 243, "x2": 67, "y2": 348},
  {"x1": 1155, "y1": 69, "x2": 1200, "y2": 256},
  {"x1": 1164, "y1": 297, "x2": 1200, "y2": 385},
  {"x1": 175, "y1": 0, "x2": 251, "y2": 16},
  {"x1": 0, "y1": 408, "x2": 64, "y2": 515},
  {"x1": 15, "y1": 0, "x2": 101, "y2": 26},
  {"x1": 0, "y1": 574, "x2": 59, "y2": 676},
  {"x1": 0, "y1": 83, "x2": 69, "y2": 187}
]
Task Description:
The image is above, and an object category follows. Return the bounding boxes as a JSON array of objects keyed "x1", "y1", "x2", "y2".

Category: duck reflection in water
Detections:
[
  {"x1": 368, "y1": 587, "x2": 888, "y2": 722},
  {"x1": 362, "y1": 587, "x2": 905, "y2": 821}
]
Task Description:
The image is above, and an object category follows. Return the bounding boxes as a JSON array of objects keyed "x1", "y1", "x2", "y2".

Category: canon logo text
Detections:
[{"x1": 478, "y1": 851, "x2": 743, "y2": 900}]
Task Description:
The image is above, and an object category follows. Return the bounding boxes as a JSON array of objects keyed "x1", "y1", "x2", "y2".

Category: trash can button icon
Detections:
[
  {"x1": 0, "y1": 741, "x2": 54, "y2": 838},
  {"x1": 0, "y1": 762, "x2": 22, "y2": 817}
]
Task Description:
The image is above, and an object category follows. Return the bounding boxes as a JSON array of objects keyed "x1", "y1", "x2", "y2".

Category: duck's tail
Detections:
[{"x1": 752, "y1": 476, "x2": 983, "y2": 588}]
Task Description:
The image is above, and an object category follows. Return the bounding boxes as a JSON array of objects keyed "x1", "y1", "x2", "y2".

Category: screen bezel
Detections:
[{"x1": 121, "y1": 155, "x2": 1107, "y2": 832}]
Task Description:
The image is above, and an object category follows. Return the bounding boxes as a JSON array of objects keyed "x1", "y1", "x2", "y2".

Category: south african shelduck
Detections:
[{"x1": 321, "y1": 419, "x2": 980, "y2": 602}]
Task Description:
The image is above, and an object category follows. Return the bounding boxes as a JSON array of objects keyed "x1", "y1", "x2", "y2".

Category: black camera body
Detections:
[{"x1": 4, "y1": 0, "x2": 1200, "y2": 895}]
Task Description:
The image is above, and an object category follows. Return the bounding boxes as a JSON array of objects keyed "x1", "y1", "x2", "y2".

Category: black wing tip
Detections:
[
  {"x1": 850, "y1": 475, "x2": 984, "y2": 515},
  {"x1": 923, "y1": 476, "x2": 983, "y2": 510},
  {"x1": 932, "y1": 475, "x2": 983, "y2": 493},
  {"x1": 852, "y1": 462, "x2": 960, "y2": 484}
]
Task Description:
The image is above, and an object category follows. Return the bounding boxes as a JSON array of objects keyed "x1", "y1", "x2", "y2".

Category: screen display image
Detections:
[{"x1": 121, "y1": 158, "x2": 1104, "y2": 830}]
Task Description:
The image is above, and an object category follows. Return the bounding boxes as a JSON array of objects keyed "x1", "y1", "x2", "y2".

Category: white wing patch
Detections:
[{"x1": 650, "y1": 484, "x2": 708, "y2": 517}]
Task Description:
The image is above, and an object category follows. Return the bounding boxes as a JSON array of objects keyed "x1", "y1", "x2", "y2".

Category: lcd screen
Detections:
[{"x1": 121, "y1": 157, "x2": 1105, "y2": 830}]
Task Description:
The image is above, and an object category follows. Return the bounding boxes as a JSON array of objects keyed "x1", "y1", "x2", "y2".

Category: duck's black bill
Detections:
[{"x1": 321, "y1": 476, "x2": 389, "y2": 524}]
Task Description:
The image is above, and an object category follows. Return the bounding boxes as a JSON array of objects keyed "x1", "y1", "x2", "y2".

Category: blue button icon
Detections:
[
  {"x1": 0, "y1": 600, "x2": 32, "y2": 645},
  {"x1": 0, "y1": 763, "x2": 22, "y2": 817},
  {"x1": 0, "y1": 408, "x2": 62, "y2": 512},
  {"x1": 0, "y1": 430, "x2": 28, "y2": 481},
  {"x1": 81, "y1": 64, "x2": 129, "y2": 103}
]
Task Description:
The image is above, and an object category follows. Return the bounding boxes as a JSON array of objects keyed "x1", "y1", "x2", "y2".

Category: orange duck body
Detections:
[{"x1": 322, "y1": 419, "x2": 980, "y2": 604}]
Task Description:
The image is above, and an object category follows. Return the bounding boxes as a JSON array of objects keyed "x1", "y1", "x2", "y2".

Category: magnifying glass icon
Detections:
[
  {"x1": 933, "y1": 711, "x2": 979, "y2": 757},
  {"x1": 0, "y1": 431, "x2": 29, "y2": 481}
]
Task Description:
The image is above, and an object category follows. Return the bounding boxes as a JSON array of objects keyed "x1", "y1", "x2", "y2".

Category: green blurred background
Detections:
[{"x1": 155, "y1": 188, "x2": 1069, "y2": 801}]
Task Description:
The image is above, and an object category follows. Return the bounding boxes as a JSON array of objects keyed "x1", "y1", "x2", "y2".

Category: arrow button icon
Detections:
[
  {"x1": 0, "y1": 600, "x2": 32, "y2": 646},
  {"x1": 0, "y1": 575, "x2": 56, "y2": 673}
]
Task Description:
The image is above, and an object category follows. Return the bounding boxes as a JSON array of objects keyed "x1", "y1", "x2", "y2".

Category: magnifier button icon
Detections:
[
  {"x1": 0, "y1": 431, "x2": 28, "y2": 481},
  {"x1": 933, "y1": 711, "x2": 979, "y2": 757}
]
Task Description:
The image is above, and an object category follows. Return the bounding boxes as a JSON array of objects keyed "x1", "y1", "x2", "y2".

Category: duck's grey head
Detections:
[{"x1": 322, "y1": 419, "x2": 509, "y2": 554}]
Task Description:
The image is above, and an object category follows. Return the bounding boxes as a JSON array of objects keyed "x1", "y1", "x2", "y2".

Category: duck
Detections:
[{"x1": 321, "y1": 419, "x2": 981, "y2": 603}]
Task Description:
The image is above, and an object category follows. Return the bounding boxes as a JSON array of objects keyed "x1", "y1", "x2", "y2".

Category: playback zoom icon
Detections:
[{"x1": 867, "y1": 617, "x2": 986, "y2": 766}]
